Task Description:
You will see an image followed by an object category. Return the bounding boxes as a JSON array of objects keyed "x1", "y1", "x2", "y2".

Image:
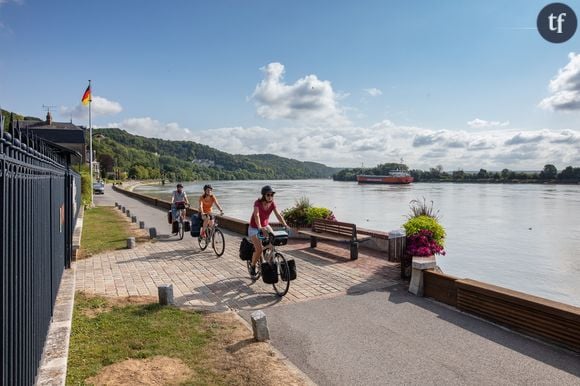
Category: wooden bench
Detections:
[{"x1": 297, "y1": 219, "x2": 371, "y2": 260}]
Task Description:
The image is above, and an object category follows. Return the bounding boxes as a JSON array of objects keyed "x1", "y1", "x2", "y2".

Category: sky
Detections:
[{"x1": 1, "y1": 0, "x2": 579, "y2": 171}]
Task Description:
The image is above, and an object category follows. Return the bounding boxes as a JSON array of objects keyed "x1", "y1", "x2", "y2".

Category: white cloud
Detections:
[
  {"x1": 101, "y1": 115, "x2": 580, "y2": 171},
  {"x1": 467, "y1": 118, "x2": 510, "y2": 128},
  {"x1": 61, "y1": 95, "x2": 122, "y2": 120},
  {"x1": 250, "y1": 62, "x2": 349, "y2": 126},
  {"x1": 364, "y1": 88, "x2": 383, "y2": 97},
  {"x1": 539, "y1": 52, "x2": 580, "y2": 111}
]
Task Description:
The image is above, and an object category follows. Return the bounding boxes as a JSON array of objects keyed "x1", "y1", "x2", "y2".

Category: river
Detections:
[{"x1": 134, "y1": 179, "x2": 580, "y2": 307}]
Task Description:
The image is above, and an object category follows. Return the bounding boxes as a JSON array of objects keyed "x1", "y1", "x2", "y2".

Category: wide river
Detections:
[{"x1": 135, "y1": 179, "x2": 580, "y2": 307}]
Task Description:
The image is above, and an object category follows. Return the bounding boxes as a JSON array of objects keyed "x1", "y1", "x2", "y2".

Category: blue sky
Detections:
[{"x1": 1, "y1": 0, "x2": 579, "y2": 170}]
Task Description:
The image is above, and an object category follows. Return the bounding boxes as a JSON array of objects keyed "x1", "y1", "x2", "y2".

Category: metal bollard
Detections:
[
  {"x1": 115, "y1": 202, "x2": 118, "y2": 208},
  {"x1": 122, "y1": 206, "x2": 126, "y2": 213},
  {"x1": 127, "y1": 237, "x2": 136, "y2": 249},
  {"x1": 131, "y1": 215, "x2": 137, "y2": 223},
  {"x1": 158, "y1": 284, "x2": 174, "y2": 305},
  {"x1": 126, "y1": 210, "x2": 131, "y2": 217},
  {"x1": 139, "y1": 221, "x2": 145, "y2": 229},
  {"x1": 149, "y1": 227, "x2": 157, "y2": 239}
]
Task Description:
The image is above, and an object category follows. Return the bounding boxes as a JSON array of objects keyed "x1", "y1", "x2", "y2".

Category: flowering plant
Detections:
[
  {"x1": 402, "y1": 198, "x2": 446, "y2": 257},
  {"x1": 406, "y1": 229, "x2": 446, "y2": 257}
]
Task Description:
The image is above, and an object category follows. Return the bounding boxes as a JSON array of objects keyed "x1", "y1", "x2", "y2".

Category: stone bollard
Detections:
[
  {"x1": 131, "y1": 215, "x2": 137, "y2": 223},
  {"x1": 127, "y1": 237, "x2": 136, "y2": 249},
  {"x1": 139, "y1": 221, "x2": 145, "y2": 229},
  {"x1": 126, "y1": 210, "x2": 131, "y2": 217},
  {"x1": 408, "y1": 257, "x2": 437, "y2": 296},
  {"x1": 251, "y1": 310, "x2": 270, "y2": 341},
  {"x1": 122, "y1": 206, "x2": 126, "y2": 213},
  {"x1": 149, "y1": 227, "x2": 157, "y2": 239},
  {"x1": 158, "y1": 284, "x2": 174, "y2": 305}
]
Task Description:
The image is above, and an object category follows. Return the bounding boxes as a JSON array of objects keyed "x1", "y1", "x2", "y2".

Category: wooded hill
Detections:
[{"x1": 93, "y1": 128, "x2": 339, "y2": 181}]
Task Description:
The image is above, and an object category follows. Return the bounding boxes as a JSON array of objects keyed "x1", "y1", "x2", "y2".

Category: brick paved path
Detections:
[{"x1": 76, "y1": 229, "x2": 401, "y2": 311}]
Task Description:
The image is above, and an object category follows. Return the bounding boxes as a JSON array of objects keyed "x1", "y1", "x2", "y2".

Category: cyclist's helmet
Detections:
[
  {"x1": 203, "y1": 184, "x2": 213, "y2": 191},
  {"x1": 261, "y1": 185, "x2": 275, "y2": 195},
  {"x1": 176, "y1": 183, "x2": 183, "y2": 188}
]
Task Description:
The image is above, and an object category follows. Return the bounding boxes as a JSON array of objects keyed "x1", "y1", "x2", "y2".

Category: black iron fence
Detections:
[{"x1": 1, "y1": 130, "x2": 81, "y2": 385}]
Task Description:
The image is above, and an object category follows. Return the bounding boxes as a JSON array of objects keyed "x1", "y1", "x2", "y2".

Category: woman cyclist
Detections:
[
  {"x1": 171, "y1": 183, "x2": 189, "y2": 234},
  {"x1": 199, "y1": 184, "x2": 224, "y2": 238},
  {"x1": 248, "y1": 185, "x2": 289, "y2": 277}
]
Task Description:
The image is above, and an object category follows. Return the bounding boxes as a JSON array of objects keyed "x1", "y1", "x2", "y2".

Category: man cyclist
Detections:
[
  {"x1": 171, "y1": 183, "x2": 190, "y2": 233},
  {"x1": 248, "y1": 185, "x2": 289, "y2": 277},
  {"x1": 198, "y1": 184, "x2": 224, "y2": 238}
]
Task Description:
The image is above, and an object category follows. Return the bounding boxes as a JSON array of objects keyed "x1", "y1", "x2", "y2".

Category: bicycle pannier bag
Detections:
[
  {"x1": 183, "y1": 220, "x2": 191, "y2": 232},
  {"x1": 172, "y1": 221, "x2": 179, "y2": 234},
  {"x1": 281, "y1": 259, "x2": 297, "y2": 281},
  {"x1": 167, "y1": 210, "x2": 172, "y2": 224},
  {"x1": 271, "y1": 230, "x2": 288, "y2": 246},
  {"x1": 261, "y1": 262, "x2": 278, "y2": 284},
  {"x1": 239, "y1": 238, "x2": 254, "y2": 261},
  {"x1": 190, "y1": 214, "x2": 201, "y2": 237}
]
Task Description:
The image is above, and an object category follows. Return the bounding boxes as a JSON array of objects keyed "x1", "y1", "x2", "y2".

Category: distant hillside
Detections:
[{"x1": 93, "y1": 128, "x2": 339, "y2": 181}]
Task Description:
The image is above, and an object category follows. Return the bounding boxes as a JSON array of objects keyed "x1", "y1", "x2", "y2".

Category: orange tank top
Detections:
[{"x1": 200, "y1": 195, "x2": 216, "y2": 213}]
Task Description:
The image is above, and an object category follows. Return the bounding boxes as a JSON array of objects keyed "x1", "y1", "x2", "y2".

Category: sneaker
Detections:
[{"x1": 250, "y1": 265, "x2": 257, "y2": 278}]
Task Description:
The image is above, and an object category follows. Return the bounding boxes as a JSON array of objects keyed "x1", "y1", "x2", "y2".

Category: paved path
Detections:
[{"x1": 78, "y1": 184, "x2": 580, "y2": 385}]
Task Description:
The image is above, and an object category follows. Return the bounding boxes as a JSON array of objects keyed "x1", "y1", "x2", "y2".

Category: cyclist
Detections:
[
  {"x1": 248, "y1": 185, "x2": 289, "y2": 277},
  {"x1": 199, "y1": 184, "x2": 224, "y2": 238},
  {"x1": 171, "y1": 183, "x2": 190, "y2": 232}
]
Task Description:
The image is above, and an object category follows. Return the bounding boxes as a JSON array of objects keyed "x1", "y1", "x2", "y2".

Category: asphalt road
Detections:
[{"x1": 240, "y1": 286, "x2": 580, "y2": 385}]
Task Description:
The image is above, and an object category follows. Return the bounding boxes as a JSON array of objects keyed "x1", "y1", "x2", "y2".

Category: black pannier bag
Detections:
[
  {"x1": 281, "y1": 259, "x2": 297, "y2": 281},
  {"x1": 183, "y1": 220, "x2": 191, "y2": 232},
  {"x1": 271, "y1": 230, "x2": 288, "y2": 246},
  {"x1": 239, "y1": 238, "x2": 254, "y2": 261},
  {"x1": 190, "y1": 214, "x2": 201, "y2": 237},
  {"x1": 172, "y1": 221, "x2": 179, "y2": 234},
  {"x1": 261, "y1": 262, "x2": 278, "y2": 284}
]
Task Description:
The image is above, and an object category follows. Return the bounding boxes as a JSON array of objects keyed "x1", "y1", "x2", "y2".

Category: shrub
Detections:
[
  {"x1": 282, "y1": 197, "x2": 336, "y2": 227},
  {"x1": 403, "y1": 215, "x2": 445, "y2": 246}
]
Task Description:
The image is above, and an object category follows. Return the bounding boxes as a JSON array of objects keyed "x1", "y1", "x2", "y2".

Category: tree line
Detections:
[{"x1": 333, "y1": 163, "x2": 580, "y2": 183}]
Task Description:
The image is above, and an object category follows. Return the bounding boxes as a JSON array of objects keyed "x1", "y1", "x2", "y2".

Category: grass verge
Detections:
[
  {"x1": 79, "y1": 207, "x2": 144, "y2": 258},
  {"x1": 67, "y1": 292, "x2": 214, "y2": 385},
  {"x1": 67, "y1": 293, "x2": 309, "y2": 386}
]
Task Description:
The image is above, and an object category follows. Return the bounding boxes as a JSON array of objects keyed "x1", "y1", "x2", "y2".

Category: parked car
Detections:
[{"x1": 93, "y1": 181, "x2": 105, "y2": 194}]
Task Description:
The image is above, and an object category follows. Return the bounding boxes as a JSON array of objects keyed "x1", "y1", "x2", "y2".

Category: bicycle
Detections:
[
  {"x1": 172, "y1": 202, "x2": 189, "y2": 240},
  {"x1": 247, "y1": 228, "x2": 292, "y2": 297},
  {"x1": 197, "y1": 213, "x2": 225, "y2": 256}
]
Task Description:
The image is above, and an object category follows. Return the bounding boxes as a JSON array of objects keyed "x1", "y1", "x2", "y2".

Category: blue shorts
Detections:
[{"x1": 248, "y1": 227, "x2": 260, "y2": 238}]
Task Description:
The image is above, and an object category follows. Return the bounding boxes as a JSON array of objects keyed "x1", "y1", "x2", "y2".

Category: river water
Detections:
[{"x1": 135, "y1": 179, "x2": 580, "y2": 307}]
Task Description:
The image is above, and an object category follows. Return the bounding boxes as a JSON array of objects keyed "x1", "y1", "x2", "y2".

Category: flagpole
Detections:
[{"x1": 88, "y1": 79, "x2": 94, "y2": 207}]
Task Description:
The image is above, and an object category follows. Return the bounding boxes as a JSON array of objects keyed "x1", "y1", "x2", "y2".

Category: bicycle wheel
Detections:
[
  {"x1": 272, "y1": 252, "x2": 290, "y2": 297},
  {"x1": 212, "y1": 228, "x2": 225, "y2": 257},
  {"x1": 178, "y1": 220, "x2": 184, "y2": 240},
  {"x1": 198, "y1": 229, "x2": 209, "y2": 250}
]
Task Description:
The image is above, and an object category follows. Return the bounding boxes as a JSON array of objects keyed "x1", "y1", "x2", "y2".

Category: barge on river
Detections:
[{"x1": 356, "y1": 171, "x2": 414, "y2": 184}]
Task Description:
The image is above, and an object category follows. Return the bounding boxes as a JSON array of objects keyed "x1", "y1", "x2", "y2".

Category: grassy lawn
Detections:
[
  {"x1": 79, "y1": 207, "x2": 133, "y2": 257},
  {"x1": 67, "y1": 293, "x2": 216, "y2": 385}
]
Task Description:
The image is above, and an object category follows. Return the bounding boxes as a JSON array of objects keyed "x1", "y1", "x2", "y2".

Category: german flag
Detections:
[{"x1": 81, "y1": 85, "x2": 91, "y2": 105}]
